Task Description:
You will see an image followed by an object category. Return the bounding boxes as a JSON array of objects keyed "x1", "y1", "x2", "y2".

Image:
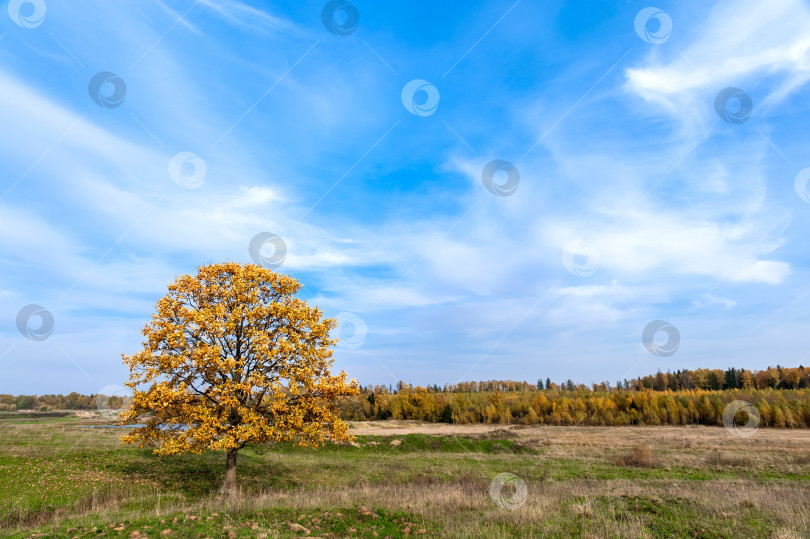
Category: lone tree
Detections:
[{"x1": 120, "y1": 262, "x2": 358, "y2": 495}]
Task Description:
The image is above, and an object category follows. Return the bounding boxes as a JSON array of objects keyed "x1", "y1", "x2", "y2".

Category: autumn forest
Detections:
[{"x1": 5, "y1": 365, "x2": 810, "y2": 429}]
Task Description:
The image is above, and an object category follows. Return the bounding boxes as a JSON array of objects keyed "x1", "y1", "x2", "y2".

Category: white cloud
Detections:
[
  {"x1": 0, "y1": 71, "x2": 162, "y2": 191},
  {"x1": 588, "y1": 210, "x2": 789, "y2": 284},
  {"x1": 197, "y1": 0, "x2": 304, "y2": 35},
  {"x1": 625, "y1": 0, "x2": 810, "y2": 121},
  {"x1": 690, "y1": 294, "x2": 737, "y2": 311}
]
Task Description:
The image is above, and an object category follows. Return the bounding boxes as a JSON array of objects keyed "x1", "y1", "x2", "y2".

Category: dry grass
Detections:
[
  {"x1": 4, "y1": 420, "x2": 810, "y2": 537},
  {"x1": 40, "y1": 478, "x2": 807, "y2": 538},
  {"x1": 611, "y1": 444, "x2": 658, "y2": 468}
]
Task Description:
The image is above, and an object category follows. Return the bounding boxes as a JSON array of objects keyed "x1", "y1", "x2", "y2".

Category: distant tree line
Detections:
[
  {"x1": 336, "y1": 366, "x2": 810, "y2": 427},
  {"x1": 353, "y1": 366, "x2": 810, "y2": 395},
  {"x1": 5, "y1": 367, "x2": 810, "y2": 428},
  {"x1": 0, "y1": 392, "x2": 122, "y2": 412},
  {"x1": 339, "y1": 386, "x2": 810, "y2": 428}
]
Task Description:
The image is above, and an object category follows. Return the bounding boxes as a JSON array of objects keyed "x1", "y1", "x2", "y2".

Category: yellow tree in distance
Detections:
[{"x1": 119, "y1": 262, "x2": 358, "y2": 495}]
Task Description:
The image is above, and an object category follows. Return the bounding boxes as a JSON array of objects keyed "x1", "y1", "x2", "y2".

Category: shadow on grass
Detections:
[
  {"x1": 0, "y1": 447, "x2": 296, "y2": 531},
  {"x1": 113, "y1": 447, "x2": 298, "y2": 498}
]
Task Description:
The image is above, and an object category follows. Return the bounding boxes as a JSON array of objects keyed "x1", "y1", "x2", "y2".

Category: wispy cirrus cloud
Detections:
[
  {"x1": 1, "y1": 0, "x2": 809, "y2": 394},
  {"x1": 625, "y1": 0, "x2": 810, "y2": 121}
]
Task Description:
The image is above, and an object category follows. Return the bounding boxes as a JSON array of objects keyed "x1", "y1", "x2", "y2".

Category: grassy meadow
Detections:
[{"x1": 2, "y1": 413, "x2": 810, "y2": 538}]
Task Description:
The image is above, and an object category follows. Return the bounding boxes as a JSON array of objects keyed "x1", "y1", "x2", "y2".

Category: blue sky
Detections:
[{"x1": 2, "y1": 0, "x2": 810, "y2": 395}]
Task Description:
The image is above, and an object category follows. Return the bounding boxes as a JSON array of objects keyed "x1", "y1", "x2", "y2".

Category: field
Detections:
[{"x1": 2, "y1": 414, "x2": 810, "y2": 538}]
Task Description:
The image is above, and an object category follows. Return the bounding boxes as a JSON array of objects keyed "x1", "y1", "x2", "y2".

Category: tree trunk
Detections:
[{"x1": 221, "y1": 448, "x2": 238, "y2": 496}]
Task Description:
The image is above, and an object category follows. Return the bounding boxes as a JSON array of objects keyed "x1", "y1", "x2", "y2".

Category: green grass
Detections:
[
  {"x1": 1, "y1": 417, "x2": 809, "y2": 537},
  {"x1": 266, "y1": 432, "x2": 537, "y2": 454},
  {"x1": 592, "y1": 495, "x2": 771, "y2": 538},
  {"x1": 4, "y1": 507, "x2": 434, "y2": 538},
  {"x1": 0, "y1": 414, "x2": 86, "y2": 425}
]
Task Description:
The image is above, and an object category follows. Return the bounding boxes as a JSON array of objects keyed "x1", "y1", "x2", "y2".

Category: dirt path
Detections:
[
  {"x1": 347, "y1": 421, "x2": 810, "y2": 453},
  {"x1": 347, "y1": 421, "x2": 520, "y2": 436}
]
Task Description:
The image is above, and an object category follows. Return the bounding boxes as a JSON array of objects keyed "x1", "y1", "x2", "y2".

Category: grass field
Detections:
[{"x1": 2, "y1": 414, "x2": 810, "y2": 538}]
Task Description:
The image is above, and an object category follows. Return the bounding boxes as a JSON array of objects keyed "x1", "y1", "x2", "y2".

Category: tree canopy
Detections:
[{"x1": 119, "y1": 262, "x2": 358, "y2": 494}]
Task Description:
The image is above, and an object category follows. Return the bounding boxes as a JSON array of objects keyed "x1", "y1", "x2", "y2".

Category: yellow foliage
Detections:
[{"x1": 119, "y1": 262, "x2": 358, "y2": 457}]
